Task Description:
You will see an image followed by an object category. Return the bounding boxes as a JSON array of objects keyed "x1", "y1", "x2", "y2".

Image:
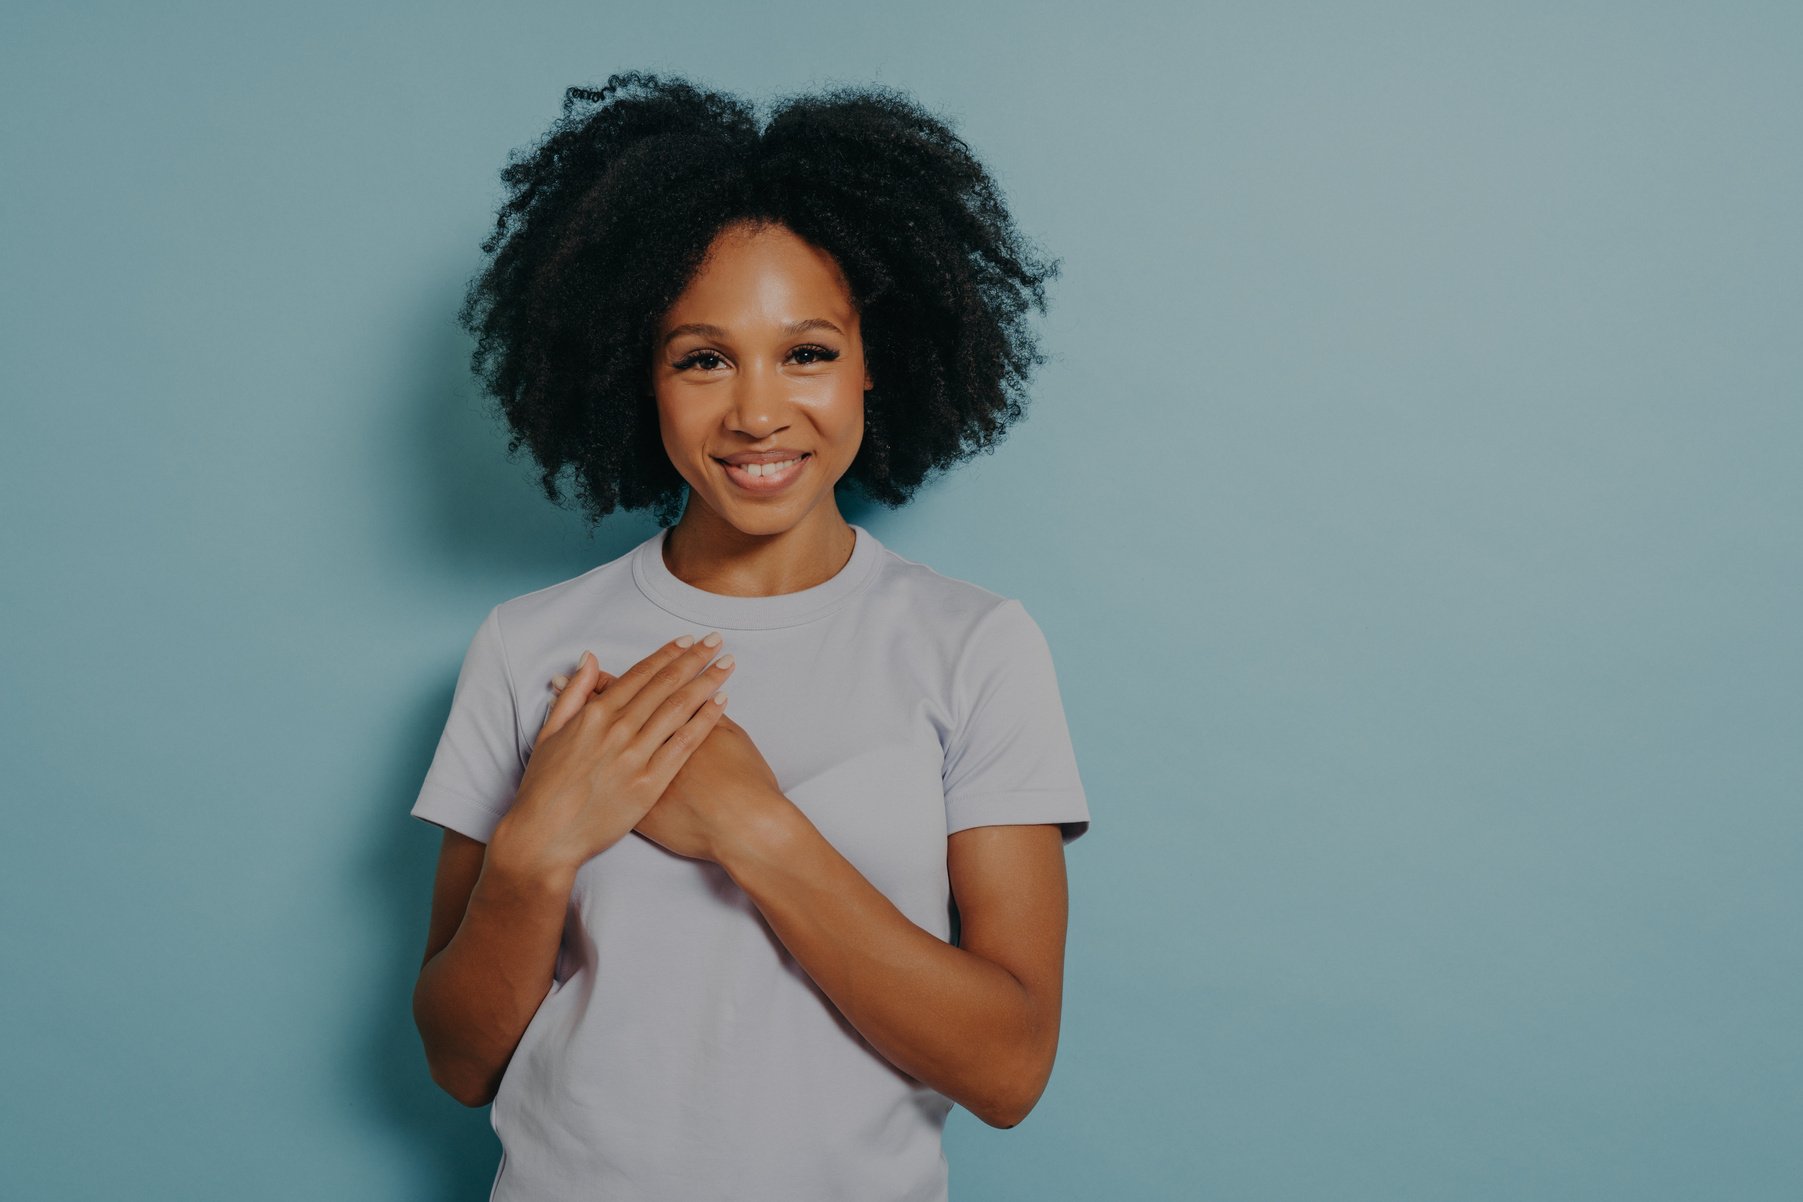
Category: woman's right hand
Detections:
[{"x1": 492, "y1": 633, "x2": 735, "y2": 877}]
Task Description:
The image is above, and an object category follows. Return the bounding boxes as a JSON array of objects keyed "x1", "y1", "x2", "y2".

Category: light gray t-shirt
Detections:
[{"x1": 411, "y1": 523, "x2": 1090, "y2": 1202}]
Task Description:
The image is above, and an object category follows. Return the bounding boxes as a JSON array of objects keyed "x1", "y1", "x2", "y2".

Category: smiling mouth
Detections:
[{"x1": 714, "y1": 452, "x2": 811, "y2": 492}]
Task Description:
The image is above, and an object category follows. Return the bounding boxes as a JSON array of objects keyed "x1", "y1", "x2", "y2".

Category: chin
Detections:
[{"x1": 710, "y1": 489, "x2": 830, "y2": 530}]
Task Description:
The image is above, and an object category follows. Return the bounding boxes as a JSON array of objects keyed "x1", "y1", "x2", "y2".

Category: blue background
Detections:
[{"x1": 3, "y1": 2, "x2": 1799, "y2": 1198}]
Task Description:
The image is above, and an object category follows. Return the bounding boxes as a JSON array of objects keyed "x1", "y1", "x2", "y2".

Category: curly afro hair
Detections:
[{"x1": 456, "y1": 70, "x2": 1061, "y2": 530}]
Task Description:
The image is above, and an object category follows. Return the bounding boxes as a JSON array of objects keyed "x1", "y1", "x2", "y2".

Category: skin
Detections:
[
  {"x1": 416, "y1": 219, "x2": 1073, "y2": 1128},
  {"x1": 650, "y1": 217, "x2": 872, "y2": 599}
]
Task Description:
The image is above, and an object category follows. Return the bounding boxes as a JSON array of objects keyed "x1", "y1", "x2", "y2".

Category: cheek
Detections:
[
  {"x1": 827, "y1": 388, "x2": 866, "y2": 447},
  {"x1": 654, "y1": 404, "x2": 706, "y2": 469}
]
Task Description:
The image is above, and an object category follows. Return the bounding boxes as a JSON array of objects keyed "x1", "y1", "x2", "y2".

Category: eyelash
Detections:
[{"x1": 670, "y1": 344, "x2": 841, "y2": 372}]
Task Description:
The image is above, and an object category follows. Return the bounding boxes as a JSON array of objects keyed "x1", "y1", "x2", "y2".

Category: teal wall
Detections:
[{"x1": 3, "y1": 2, "x2": 1798, "y2": 1198}]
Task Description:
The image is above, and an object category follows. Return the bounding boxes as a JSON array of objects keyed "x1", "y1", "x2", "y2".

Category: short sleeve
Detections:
[
  {"x1": 410, "y1": 605, "x2": 526, "y2": 844},
  {"x1": 942, "y1": 598, "x2": 1091, "y2": 845}
]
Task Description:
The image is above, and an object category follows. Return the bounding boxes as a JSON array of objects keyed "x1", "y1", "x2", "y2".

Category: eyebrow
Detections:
[{"x1": 661, "y1": 318, "x2": 844, "y2": 347}]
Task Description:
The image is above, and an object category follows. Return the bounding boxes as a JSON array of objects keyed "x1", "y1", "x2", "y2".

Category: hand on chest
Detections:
[{"x1": 546, "y1": 630, "x2": 955, "y2": 917}]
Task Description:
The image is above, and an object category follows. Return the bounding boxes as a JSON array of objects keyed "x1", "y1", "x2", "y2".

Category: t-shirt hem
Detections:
[
  {"x1": 944, "y1": 788, "x2": 1091, "y2": 844},
  {"x1": 411, "y1": 785, "x2": 510, "y2": 844}
]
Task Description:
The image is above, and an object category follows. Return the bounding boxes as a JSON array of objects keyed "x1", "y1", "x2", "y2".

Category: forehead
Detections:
[{"x1": 660, "y1": 221, "x2": 857, "y2": 332}]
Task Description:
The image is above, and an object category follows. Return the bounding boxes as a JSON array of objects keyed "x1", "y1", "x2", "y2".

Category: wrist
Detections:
[
  {"x1": 715, "y1": 790, "x2": 806, "y2": 883},
  {"x1": 488, "y1": 807, "x2": 580, "y2": 892}
]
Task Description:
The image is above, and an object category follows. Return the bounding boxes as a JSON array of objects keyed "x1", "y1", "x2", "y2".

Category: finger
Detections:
[
  {"x1": 542, "y1": 650, "x2": 600, "y2": 732},
  {"x1": 545, "y1": 667, "x2": 610, "y2": 741},
  {"x1": 552, "y1": 668, "x2": 613, "y2": 697},
  {"x1": 596, "y1": 633, "x2": 711, "y2": 715},
  {"x1": 616, "y1": 634, "x2": 730, "y2": 735},
  {"x1": 631, "y1": 650, "x2": 736, "y2": 760},
  {"x1": 643, "y1": 679, "x2": 730, "y2": 783}
]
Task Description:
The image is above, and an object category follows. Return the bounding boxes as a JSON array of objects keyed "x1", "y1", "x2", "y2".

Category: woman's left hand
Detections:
[{"x1": 550, "y1": 667, "x2": 789, "y2": 863}]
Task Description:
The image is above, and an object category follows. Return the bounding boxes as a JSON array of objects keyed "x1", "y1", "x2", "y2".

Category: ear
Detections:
[{"x1": 864, "y1": 369, "x2": 874, "y2": 391}]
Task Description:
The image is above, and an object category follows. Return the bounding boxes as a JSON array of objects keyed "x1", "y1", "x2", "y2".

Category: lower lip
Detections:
[{"x1": 717, "y1": 453, "x2": 811, "y2": 494}]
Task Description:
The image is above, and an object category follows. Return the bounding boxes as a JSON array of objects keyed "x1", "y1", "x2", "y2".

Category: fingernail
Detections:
[
  {"x1": 713, "y1": 690, "x2": 728, "y2": 705},
  {"x1": 579, "y1": 651, "x2": 593, "y2": 669},
  {"x1": 552, "y1": 674, "x2": 569, "y2": 689},
  {"x1": 714, "y1": 653, "x2": 734, "y2": 670},
  {"x1": 675, "y1": 634, "x2": 696, "y2": 648},
  {"x1": 702, "y1": 631, "x2": 723, "y2": 648}
]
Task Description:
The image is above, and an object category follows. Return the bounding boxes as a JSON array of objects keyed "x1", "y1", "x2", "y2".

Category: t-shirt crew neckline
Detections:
[{"x1": 631, "y1": 523, "x2": 883, "y2": 631}]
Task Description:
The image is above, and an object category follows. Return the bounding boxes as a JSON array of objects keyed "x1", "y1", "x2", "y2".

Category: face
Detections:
[{"x1": 651, "y1": 220, "x2": 872, "y2": 537}]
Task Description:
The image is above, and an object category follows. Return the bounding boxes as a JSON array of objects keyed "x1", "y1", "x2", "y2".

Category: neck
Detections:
[{"x1": 662, "y1": 507, "x2": 856, "y2": 598}]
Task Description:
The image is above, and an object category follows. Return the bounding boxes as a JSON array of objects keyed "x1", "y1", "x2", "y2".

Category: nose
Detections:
[{"x1": 728, "y1": 356, "x2": 791, "y2": 435}]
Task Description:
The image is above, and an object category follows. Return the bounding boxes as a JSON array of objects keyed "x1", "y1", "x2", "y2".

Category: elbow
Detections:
[
  {"x1": 976, "y1": 1090, "x2": 1037, "y2": 1131},
  {"x1": 976, "y1": 977, "x2": 1065, "y2": 1129},
  {"x1": 456, "y1": 1082, "x2": 500, "y2": 1111},
  {"x1": 421, "y1": 1033, "x2": 503, "y2": 1108},
  {"x1": 415, "y1": 996, "x2": 501, "y2": 1109},
  {"x1": 981, "y1": 1082, "x2": 1044, "y2": 1130},
  {"x1": 429, "y1": 1060, "x2": 498, "y2": 1110},
  {"x1": 975, "y1": 1045, "x2": 1055, "y2": 1130},
  {"x1": 979, "y1": 1105, "x2": 1026, "y2": 1131}
]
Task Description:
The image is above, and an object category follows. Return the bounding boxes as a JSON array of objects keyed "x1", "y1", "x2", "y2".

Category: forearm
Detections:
[
  {"x1": 413, "y1": 816, "x2": 576, "y2": 1107},
  {"x1": 716, "y1": 802, "x2": 1036, "y2": 1128}
]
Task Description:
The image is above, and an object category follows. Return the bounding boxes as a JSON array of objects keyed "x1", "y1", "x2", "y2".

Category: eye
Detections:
[
  {"x1": 670, "y1": 345, "x2": 842, "y2": 372},
  {"x1": 671, "y1": 350, "x2": 725, "y2": 372}
]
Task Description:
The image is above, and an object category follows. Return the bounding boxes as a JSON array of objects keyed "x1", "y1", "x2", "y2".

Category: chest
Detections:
[{"x1": 522, "y1": 620, "x2": 958, "y2": 944}]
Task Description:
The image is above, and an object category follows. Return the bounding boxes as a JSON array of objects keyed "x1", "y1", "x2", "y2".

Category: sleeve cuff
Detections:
[
  {"x1": 945, "y1": 788, "x2": 1091, "y2": 845},
  {"x1": 410, "y1": 787, "x2": 510, "y2": 844}
]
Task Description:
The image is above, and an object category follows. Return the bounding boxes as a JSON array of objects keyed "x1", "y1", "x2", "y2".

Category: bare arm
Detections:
[
  {"x1": 411, "y1": 820, "x2": 575, "y2": 1107},
  {"x1": 716, "y1": 805, "x2": 1071, "y2": 1129},
  {"x1": 411, "y1": 635, "x2": 735, "y2": 1106}
]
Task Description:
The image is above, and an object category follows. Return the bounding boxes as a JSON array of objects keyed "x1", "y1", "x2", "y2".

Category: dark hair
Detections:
[{"x1": 457, "y1": 71, "x2": 1061, "y2": 530}]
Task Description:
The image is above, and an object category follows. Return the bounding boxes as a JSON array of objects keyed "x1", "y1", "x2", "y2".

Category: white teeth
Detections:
[{"x1": 735, "y1": 457, "x2": 801, "y2": 478}]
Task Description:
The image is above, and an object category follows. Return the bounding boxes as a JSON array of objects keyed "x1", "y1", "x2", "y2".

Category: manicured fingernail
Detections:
[
  {"x1": 552, "y1": 674, "x2": 569, "y2": 689},
  {"x1": 702, "y1": 631, "x2": 723, "y2": 647},
  {"x1": 579, "y1": 651, "x2": 593, "y2": 669},
  {"x1": 714, "y1": 653, "x2": 734, "y2": 670},
  {"x1": 675, "y1": 634, "x2": 695, "y2": 648},
  {"x1": 713, "y1": 690, "x2": 728, "y2": 705}
]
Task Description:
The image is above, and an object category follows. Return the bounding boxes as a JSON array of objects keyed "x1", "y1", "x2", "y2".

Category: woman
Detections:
[{"x1": 410, "y1": 72, "x2": 1091, "y2": 1202}]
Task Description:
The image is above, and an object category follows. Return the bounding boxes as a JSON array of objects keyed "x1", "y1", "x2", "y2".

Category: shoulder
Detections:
[
  {"x1": 487, "y1": 544, "x2": 640, "y2": 655},
  {"x1": 868, "y1": 542, "x2": 1063, "y2": 677},
  {"x1": 864, "y1": 539, "x2": 1017, "y2": 639}
]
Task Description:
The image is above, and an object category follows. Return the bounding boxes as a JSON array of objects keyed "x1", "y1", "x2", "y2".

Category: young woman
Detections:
[{"x1": 410, "y1": 72, "x2": 1091, "y2": 1202}]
